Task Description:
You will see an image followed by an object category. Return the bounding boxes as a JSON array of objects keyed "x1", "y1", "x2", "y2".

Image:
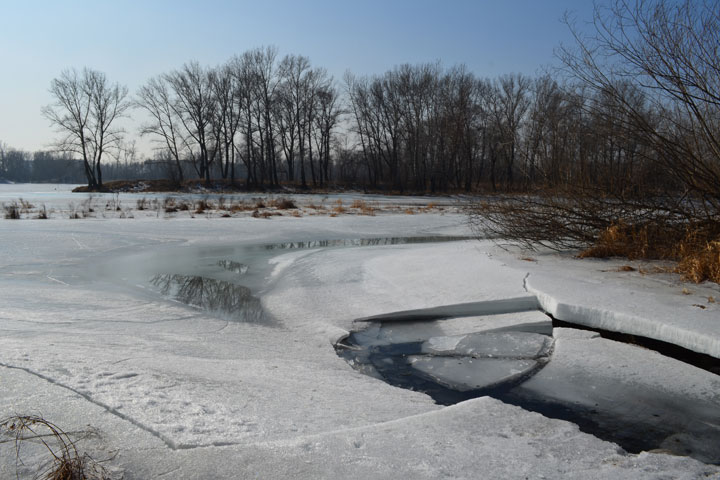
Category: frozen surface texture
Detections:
[
  {"x1": 1, "y1": 186, "x2": 719, "y2": 478},
  {"x1": 410, "y1": 356, "x2": 539, "y2": 391},
  {"x1": 520, "y1": 256, "x2": 720, "y2": 358}
]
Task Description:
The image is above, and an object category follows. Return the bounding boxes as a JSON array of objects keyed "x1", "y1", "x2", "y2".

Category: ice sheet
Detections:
[{"x1": 2, "y1": 185, "x2": 719, "y2": 478}]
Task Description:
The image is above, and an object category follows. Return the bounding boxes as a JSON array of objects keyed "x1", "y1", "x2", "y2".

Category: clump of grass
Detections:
[
  {"x1": 332, "y1": 199, "x2": 346, "y2": 214},
  {"x1": 136, "y1": 197, "x2": 148, "y2": 211},
  {"x1": 251, "y1": 209, "x2": 275, "y2": 219},
  {"x1": 37, "y1": 204, "x2": 49, "y2": 220},
  {"x1": 229, "y1": 201, "x2": 251, "y2": 213},
  {"x1": 254, "y1": 199, "x2": 266, "y2": 209},
  {"x1": 3, "y1": 202, "x2": 21, "y2": 219},
  {"x1": 675, "y1": 241, "x2": 720, "y2": 284},
  {"x1": 19, "y1": 198, "x2": 34, "y2": 212},
  {"x1": 0, "y1": 415, "x2": 110, "y2": 480},
  {"x1": 581, "y1": 221, "x2": 720, "y2": 283},
  {"x1": 195, "y1": 198, "x2": 214, "y2": 214},
  {"x1": 68, "y1": 203, "x2": 83, "y2": 219},
  {"x1": 349, "y1": 199, "x2": 376, "y2": 216},
  {"x1": 270, "y1": 197, "x2": 296, "y2": 210},
  {"x1": 579, "y1": 222, "x2": 653, "y2": 259}
]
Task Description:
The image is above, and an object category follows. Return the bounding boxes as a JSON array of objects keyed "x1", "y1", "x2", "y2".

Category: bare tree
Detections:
[
  {"x1": 165, "y1": 62, "x2": 217, "y2": 184},
  {"x1": 136, "y1": 76, "x2": 187, "y2": 182},
  {"x1": 210, "y1": 63, "x2": 243, "y2": 183},
  {"x1": 559, "y1": 0, "x2": 720, "y2": 211},
  {"x1": 42, "y1": 68, "x2": 129, "y2": 189}
]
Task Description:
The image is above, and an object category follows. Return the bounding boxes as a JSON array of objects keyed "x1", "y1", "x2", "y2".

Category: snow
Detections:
[
  {"x1": 519, "y1": 255, "x2": 720, "y2": 358},
  {"x1": 1, "y1": 185, "x2": 719, "y2": 479}
]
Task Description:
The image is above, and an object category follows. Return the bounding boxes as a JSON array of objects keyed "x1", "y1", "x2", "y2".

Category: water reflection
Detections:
[{"x1": 150, "y1": 274, "x2": 270, "y2": 324}]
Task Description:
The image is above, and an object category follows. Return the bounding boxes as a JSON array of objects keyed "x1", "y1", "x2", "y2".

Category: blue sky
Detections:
[{"x1": 1, "y1": 0, "x2": 596, "y2": 155}]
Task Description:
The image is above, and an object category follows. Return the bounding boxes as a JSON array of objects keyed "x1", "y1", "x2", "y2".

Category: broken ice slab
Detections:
[
  {"x1": 349, "y1": 311, "x2": 552, "y2": 348},
  {"x1": 355, "y1": 296, "x2": 541, "y2": 323},
  {"x1": 409, "y1": 356, "x2": 539, "y2": 392},
  {"x1": 422, "y1": 332, "x2": 553, "y2": 359}
]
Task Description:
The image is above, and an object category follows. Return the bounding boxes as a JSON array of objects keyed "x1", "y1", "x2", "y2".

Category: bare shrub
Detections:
[
  {"x1": 3, "y1": 202, "x2": 21, "y2": 219},
  {"x1": 136, "y1": 197, "x2": 148, "y2": 210},
  {"x1": 19, "y1": 198, "x2": 34, "y2": 211},
  {"x1": 37, "y1": 205, "x2": 48, "y2": 220},
  {"x1": 470, "y1": 185, "x2": 720, "y2": 283},
  {"x1": 0, "y1": 415, "x2": 111, "y2": 480}
]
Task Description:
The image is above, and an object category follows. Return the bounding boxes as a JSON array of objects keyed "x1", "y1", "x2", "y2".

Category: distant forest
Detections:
[
  {"x1": 3, "y1": 0, "x2": 719, "y2": 204},
  {"x1": 0, "y1": 59, "x2": 686, "y2": 195}
]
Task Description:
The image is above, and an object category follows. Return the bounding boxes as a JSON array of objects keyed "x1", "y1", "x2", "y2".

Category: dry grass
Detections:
[
  {"x1": 231, "y1": 202, "x2": 254, "y2": 213},
  {"x1": 3, "y1": 202, "x2": 21, "y2": 219},
  {"x1": 350, "y1": 199, "x2": 376, "y2": 216},
  {"x1": 579, "y1": 222, "x2": 720, "y2": 284},
  {"x1": 675, "y1": 241, "x2": 720, "y2": 284},
  {"x1": 195, "y1": 198, "x2": 214, "y2": 214},
  {"x1": 37, "y1": 205, "x2": 49, "y2": 220},
  {"x1": 332, "y1": 199, "x2": 346, "y2": 214},
  {"x1": 270, "y1": 198, "x2": 297, "y2": 210},
  {"x1": 0, "y1": 415, "x2": 110, "y2": 480}
]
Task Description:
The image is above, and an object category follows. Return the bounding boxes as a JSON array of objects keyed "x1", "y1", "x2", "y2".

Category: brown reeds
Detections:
[{"x1": 1, "y1": 415, "x2": 110, "y2": 480}]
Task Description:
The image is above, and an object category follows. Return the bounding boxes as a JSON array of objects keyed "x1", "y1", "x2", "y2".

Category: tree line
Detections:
[
  {"x1": 472, "y1": 0, "x2": 720, "y2": 283},
  {"x1": 31, "y1": 55, "x2": 680, "y2": 195},
  {"x1": 8, "y1": 0, "x2": 715, "y2": 208}
]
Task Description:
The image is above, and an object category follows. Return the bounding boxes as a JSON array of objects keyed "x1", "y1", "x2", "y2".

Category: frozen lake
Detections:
[{"x1": 1, "y1": 184, "x2": 718, "y2": 479}]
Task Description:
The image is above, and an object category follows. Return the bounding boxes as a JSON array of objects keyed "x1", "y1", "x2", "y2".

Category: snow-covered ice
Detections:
[{"x1": 1, "y1": 185, "x2": 719, "y2": 479}]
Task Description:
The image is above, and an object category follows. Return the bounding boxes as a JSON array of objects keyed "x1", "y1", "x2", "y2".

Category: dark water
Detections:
[{"x1": 337, "y1": 311, "x2": 720, "y2": 465}]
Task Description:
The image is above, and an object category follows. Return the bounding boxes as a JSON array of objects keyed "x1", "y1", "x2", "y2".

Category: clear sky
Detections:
[{"x1": 0, "y1": 0, "x2": 597, "y2": 156}]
